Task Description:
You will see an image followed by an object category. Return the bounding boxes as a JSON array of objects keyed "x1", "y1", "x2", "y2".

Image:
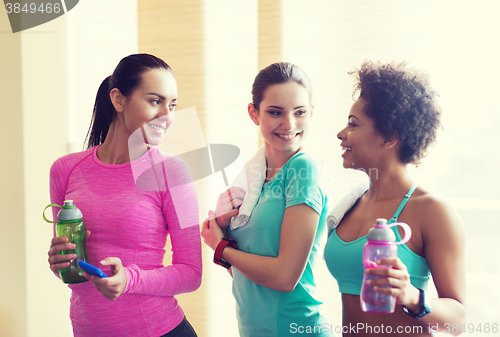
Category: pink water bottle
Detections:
[{"x1": 360, "y1": 218, "x2": 412, "y2": 313}]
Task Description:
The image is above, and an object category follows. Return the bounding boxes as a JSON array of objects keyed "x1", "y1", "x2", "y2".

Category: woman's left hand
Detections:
[
  {"x1": 84, "y1": 257, "x2": 127, "y2": 301},
  {"x1": 365, "y1": 257, "x2": 420, "y2": 310},
  {"x1": 201, "y1": 211, "x2": 225, "y2": 251}
]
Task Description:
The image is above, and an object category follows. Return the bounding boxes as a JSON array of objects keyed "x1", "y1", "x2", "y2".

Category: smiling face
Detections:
[
  {"x1": 116, "y1": 68, "x2": 178, "y2": 146},
  {"x1": 336, "y1": 98, "x2": 388, "y2": 170},
  {"x1": 249, "y1": 82, "x2": 313, "y2": 162}
]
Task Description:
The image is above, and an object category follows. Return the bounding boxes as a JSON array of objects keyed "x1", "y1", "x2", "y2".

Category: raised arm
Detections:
[
  {"x1": 202, "y1": 153, "x2": 327, "y2": 292},
  {"x1": 203, "y1": 203, "x2": 319, "y2": 292}
]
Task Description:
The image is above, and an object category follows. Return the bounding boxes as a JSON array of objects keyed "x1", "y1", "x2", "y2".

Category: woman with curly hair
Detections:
[{"x1": 324, "y1": 61, "x2": 466, "y2": 336}]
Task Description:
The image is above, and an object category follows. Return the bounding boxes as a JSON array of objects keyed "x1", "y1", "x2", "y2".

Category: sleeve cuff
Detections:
[{"x1": 122, "y1": 264, "x2": 137, "y2": 294}]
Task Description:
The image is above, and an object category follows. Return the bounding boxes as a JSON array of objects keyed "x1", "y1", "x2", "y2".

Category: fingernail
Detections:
[{"x1": 100, "y1": 260, "x2": 106, "y2": 265}]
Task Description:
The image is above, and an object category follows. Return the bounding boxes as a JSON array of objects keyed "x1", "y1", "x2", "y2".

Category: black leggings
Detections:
[{"x1": 160, "y1": 317, "x2": 198, "y2": 337}]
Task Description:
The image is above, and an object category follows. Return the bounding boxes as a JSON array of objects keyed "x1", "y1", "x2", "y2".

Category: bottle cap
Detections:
[
  {"x1": 57, "y1": 200, "x2": 83, "y2": 221},
  {"x1": 367, "y1": 218, "x2": 396, "y2": 242}
]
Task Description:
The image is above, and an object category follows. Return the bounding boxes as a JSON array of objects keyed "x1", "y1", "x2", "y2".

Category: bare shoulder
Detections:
[
  {"x1": 409, "y1": 187, "x2": 464, "y2": 239},
  {"x1": 409, "y1": 189, "x2": 466, "y2": 307}
]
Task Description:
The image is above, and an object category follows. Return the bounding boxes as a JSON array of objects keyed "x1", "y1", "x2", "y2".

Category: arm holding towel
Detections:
[
  {"x1": 204, "y1": 204, "x2": 320, "y2": 292},
  {"x1": 202, "y1": 152, "x2": 327, "y2": 293}
]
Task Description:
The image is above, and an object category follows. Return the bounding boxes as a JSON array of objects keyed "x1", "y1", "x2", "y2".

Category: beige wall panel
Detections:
[
  {"x1": 258, "y1": 0, "x2": 282, "y2": 69},
  {"x1": 257, "y1": 0, "x2": 282, "y2": 147},
  {"x1": 21, "y1": 17, "x2": 72, "y2": 337},
  {"x1": 0, "y1": 13, "x2": 26, "y2": 337},
  {"x1": 138, "y1": 1, "x2": 208, "y2": 336},
  {"x1": 138, "y1": 0, "x2": 205, "y2": 125}
]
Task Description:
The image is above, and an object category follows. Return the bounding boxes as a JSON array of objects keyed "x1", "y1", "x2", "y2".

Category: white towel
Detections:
[
  {"x1": 229, "y1": 146, "x2": 267, "y2": 230},
  {"x1": 327, "y1": 180, "x2": 370, "y2": 233}
]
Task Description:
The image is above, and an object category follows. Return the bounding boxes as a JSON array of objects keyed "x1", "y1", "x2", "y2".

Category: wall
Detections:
[
  {"x1": 0, "y1": 1, "x2": 138, "y2": 336},
  {"x1": 0, "y1": 11, "x2": 26, "y2": 337}
]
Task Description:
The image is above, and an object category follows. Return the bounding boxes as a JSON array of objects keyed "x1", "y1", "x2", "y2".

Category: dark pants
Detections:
[{"x1": 160, "y1": 317, "x2": 198, "y2": 337}]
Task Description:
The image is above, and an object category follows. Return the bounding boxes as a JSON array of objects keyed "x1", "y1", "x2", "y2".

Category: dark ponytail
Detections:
[
  {"x1": 85, "y1": 76, "x2": 115, "y2": 148},
  {"x1": 84, "y1": 53, "x2": 172, "y2": 149}
]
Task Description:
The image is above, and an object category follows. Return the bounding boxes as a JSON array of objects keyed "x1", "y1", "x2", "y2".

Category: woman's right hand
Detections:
[
  {"x1": 48, "y1": 236, "x2": 76, "y2": 273},
  {"x1": 201, "y1": 211, "x2": 225, "y2": 251},
  {"x1": 215, "y1": 187, "x2": 246, "y2": 228},
  {"x1": 48, "y1": 231, "x2": 91, "y2": 274}
]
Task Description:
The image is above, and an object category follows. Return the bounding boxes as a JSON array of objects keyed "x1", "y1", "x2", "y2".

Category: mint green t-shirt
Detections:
[{"x1": 228, "y1": 151, "x2": 334, "y2": 337}]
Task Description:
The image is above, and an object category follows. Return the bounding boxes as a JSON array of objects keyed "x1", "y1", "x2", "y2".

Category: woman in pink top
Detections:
[{"x1": 47, "y1": 54, "x2": 202, "y2": 337}]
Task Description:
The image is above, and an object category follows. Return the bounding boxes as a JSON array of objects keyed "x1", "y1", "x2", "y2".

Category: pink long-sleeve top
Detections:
[{"x1": 49, "y1": 145, "x2": 202, "y2": 337}]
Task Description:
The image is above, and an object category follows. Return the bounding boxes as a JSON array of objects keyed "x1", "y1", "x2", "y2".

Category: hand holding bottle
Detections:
[
  {"x1": 360, "y1": 218, "x2": 412, "y2": 313},
  {"x1": 44, "y1": 201, "x2": 90, "y2": 284},
  {"x1": 48, "y1": 236, "x2": 77, "y2": 273},
  {"x1": 364, "y1": 257, "x2": 421, "y2": 312},
  {"x1": 48, "y1": 230, "x2": 91, "y2": 274}
]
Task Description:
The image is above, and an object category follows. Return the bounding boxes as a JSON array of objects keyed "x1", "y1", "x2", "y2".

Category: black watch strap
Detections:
[{"x1": 402, "y1": 288, "x2": 432, "y2": 319}]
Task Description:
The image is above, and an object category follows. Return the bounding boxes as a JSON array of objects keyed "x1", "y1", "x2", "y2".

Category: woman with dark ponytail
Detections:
[{"x1": 47, "y1": 54, "x2": 202, "y2": 337}]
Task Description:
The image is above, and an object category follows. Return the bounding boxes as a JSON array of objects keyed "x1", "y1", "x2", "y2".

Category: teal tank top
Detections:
[{"x1": 324, "y1": 184, "x2": 431, "y2": 295}]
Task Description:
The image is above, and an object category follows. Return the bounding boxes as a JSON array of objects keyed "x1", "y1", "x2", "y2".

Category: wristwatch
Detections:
[
  {"x1": 213, "y1": 238, "x2": 238, "y2": 269},
  {"x1": 403, "y1": 288, "x2": 433, "y2": 319}
]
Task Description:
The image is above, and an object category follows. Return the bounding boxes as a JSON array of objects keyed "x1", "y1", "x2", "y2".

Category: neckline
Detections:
[
  {"x1": 263, "y1": 150, "x2": 307, "y2": 186},
  {"x1": 335, "y1": 184, "x2": 418, "y2": 243},
  {"x1": 334, "y1": 229, "x2": 367, "y2": 245},
  {"x1": 92, "y1": 144, "x2": 156, "y2": 169}
]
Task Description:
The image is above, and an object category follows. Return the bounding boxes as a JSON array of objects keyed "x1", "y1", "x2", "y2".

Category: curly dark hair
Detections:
[{"x1": 350, "y1": 61, "x2": 442, "y2": 164}]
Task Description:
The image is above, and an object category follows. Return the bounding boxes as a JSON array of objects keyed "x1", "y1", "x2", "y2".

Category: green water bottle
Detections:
[{"x1": 43, "y1": 200, "x2": 88, "y2": 284}]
